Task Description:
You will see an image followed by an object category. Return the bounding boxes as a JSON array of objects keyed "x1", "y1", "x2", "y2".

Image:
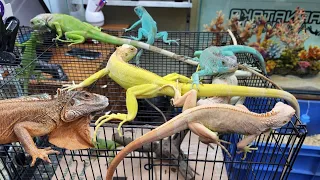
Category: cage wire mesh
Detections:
[{"x1": 0, "y1": 27, "x2": 306, "y2": 180}]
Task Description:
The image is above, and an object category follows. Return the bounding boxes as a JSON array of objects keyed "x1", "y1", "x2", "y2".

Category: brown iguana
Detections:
[{"x1": 0, "y1": 89, "x2": 109, "y2": 166}]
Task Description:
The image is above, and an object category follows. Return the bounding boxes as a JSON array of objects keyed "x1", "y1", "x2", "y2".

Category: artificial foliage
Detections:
[{"x1": 204, "y1": 7, "x2": 320, "y2": 77}]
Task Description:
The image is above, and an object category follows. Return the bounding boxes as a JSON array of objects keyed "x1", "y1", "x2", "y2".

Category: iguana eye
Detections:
[
  {"x1": 83, "y1": 93, "x2": 91, "y2": 98},
  {"x1": 222, "y1": 61, "x2": 225, "y2": 65}
]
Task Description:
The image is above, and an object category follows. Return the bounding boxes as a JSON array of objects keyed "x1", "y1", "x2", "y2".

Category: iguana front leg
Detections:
[
  {"x1": 156, "y1": 31, "x2": 180, "y2": 45},
  {"x1": 191, "y1": 69, "x2": 212, "y2": 89},
  {"x1": 50, "y1": 22, "x2": 64, "y2": 41},
  {"x1": 94, "y1": 84, "x2": 160, "y2": 139},
  {"x1": 162, "y1": 73, "x2": 192, "y2": 83},
  {"x1": 124, "y1": 19, "x2": 142, "y2": 32},
  {"x1": 13, "y1": 122, "x2": 59, "y2": 166},
  {"x1": 62, "y1": 68, "x2": 109, "y2": 91},
  {"x1": 122, "y1": 28, "x2": 148, "y2": 41}
]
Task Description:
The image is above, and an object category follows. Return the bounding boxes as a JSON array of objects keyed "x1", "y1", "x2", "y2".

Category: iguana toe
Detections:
[
  {"x1": 237, "y1": 145, "x2": 258, "y2": 160},
  {"x1": 30, "y1": 147, "x2": 59, "y2": 166}
]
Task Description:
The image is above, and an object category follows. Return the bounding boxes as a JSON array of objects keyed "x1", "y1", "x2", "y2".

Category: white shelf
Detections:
[{"x1": 72, "y1": 0, "x2": 192, "y2": 8}]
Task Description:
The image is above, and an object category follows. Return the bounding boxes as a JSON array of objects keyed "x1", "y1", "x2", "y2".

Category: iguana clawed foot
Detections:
[
  {"x1": 165, "y1": 39, "x2": 180, "y2": 46},
  {"x1": 61, "y1": 81, "x2": 82, "y2": 91},
  {"x1": 236, "y1": 145, "x2": 258, "y2": 160},
  {"x1": 191, "y1": 81, "x2": 202, "y2": 90},
  {"x1": 30, "y1": 147, "x2": 59, "y2": 167},
  {"x1": 198, "y1": 136, "x2": 232, "y2": 158},
  {"x1": 94, "y1": 113, "x2": 129, "y2": 141}
]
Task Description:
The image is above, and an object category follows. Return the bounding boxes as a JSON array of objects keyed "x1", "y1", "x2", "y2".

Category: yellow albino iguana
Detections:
[{"x1": 62, "y1": 44, "x2": 300, "y2": 142}]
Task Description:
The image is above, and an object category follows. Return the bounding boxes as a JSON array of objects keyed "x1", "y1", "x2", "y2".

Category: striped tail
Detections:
[{"x1": 105, "y1": 114, "x2": 189, "y2": 180}]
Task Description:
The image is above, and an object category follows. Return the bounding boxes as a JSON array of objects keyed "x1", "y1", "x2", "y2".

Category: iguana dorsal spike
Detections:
[{"x1": 220, "y1": 45, "x2": 267, "y2": 74}]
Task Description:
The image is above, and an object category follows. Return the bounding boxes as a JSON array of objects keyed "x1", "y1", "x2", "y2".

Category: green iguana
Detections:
[
  {"x1": 62, "y1": 44, "x2": 300, "y2": 141},
  {"x1": 0, "y1": 89, "x2": 109, "y2": 166},
  {"x1": 123, "y1": 6, "x2": 179, "y2": 64},
  {"x1": 29, "y1": 13, "x2": 196, "y2": 65},
  {"x1": 104, "y1": 99, "x2": 295, "y2": 180},
  {"x1": 15, "y1": 31, "x2": 43, "y2": 95}
]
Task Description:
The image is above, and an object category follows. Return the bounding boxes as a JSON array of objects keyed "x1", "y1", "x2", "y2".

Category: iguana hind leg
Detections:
[
  {"x1": 52, "y1": 30, "x2": 86, "y2": 46},
  {"x1": 236, "y1": 134, "x2": 258, "y2": 160},
  {"x1": 156, "y1": 31, "x2": 180, "y2": 45},
  {"x1": 94, "y1": 84, "x2": 160, "y2": 139},
  {"x1": 188, "y1": 122, "x2": 231, "y2": 157},
  {"x1": 162, "y1": 73, "x2": 192, "y2": 83},
  {"x1": 64, "y1": 31, "x2": 86, "y2": 46}
]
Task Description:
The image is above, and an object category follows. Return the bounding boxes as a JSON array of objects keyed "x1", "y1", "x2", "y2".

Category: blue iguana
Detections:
[
  {"x1": 123, "y1": 6, "x2": 180, "y2": 64},
  {"x1": 191, "y1": 45, "x2": 267, "y2": 87}
]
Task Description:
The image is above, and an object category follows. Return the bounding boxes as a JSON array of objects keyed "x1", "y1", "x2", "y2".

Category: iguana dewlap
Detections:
[
  {"x1": 105, "y1": 101, "x2": 295, "y2": 180},
  {"x1": 0, "y1": 89, "x2": 109, "y2": 166}
]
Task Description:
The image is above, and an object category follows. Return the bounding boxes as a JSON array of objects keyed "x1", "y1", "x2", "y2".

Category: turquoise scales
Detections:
[
  {"x1": 191, "y1": 45, "x2": 267, "y2": 87},
  {"x1": 123, "y1": 6, "x2": 179, "y2": 64}
]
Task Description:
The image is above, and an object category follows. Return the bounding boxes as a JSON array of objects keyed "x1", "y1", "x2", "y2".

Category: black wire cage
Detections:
[{"x1": 0, "y1": 27, "x2": 307, "y2": 180}]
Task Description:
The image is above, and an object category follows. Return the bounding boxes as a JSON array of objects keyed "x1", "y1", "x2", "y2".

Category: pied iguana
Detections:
[
  {"x1": 62, "y1": 44, "x2": 300, "y2": 141},
  {"x1": 123, "y1": 6, "x2": 179, "y2": 64},
  {"x1": 29, "y1": 13, "x2": 195, "y2": 65}
]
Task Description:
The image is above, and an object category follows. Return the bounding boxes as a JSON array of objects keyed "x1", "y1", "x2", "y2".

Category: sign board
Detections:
[{"x1": 198, "y1": 0, "x2": 320, "y2": 48}]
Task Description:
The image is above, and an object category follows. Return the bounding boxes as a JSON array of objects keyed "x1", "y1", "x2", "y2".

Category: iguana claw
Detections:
[
  {"x1": 166, "y1": 39, "x2": 180, "y2": 45},
  {"x1": 61, "y1": 81, "x2": 81, "y2": 91},
  {"x1": 93, "y1": 113, "x2": 128, "y2": 141},
  {"x1": 30, "y1": 147, "x2": 59, "y2": 167},
  {"x1": 236, "y1": 145, "x2": 258, "y2": 160},
  {"x1": 191, "y1": 81, "x2": 200, "y2": 90}
]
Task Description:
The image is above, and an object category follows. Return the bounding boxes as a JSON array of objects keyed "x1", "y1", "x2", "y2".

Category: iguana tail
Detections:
[
  {"x1": 87, "y1": 29, "x2": 197, "y2": 65},
  {"x1": 180, "y1": 84, "x2": 300, "y2": 117},
  {"x1": 220, "y1": 45, "x2": 267, "y2": 74},
  {"x1": 105, "y1": 113, "x2": 188, "y2": 180}
]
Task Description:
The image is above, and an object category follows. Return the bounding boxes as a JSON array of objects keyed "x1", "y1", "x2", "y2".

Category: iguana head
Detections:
[
  {"x1": 116, "y1": 44, "x2": 138, "y2": 62},
  {"x1": 134, "y1": 6, "x2": 146, "y2": 18},
  {"x1": 204, "y1": 46, "x2": 238, "y2": 74},
  {"x1": 58, "y1": 90, "x2": 109, "y2": 122},
  {"x1": 267, "y1": 102, "x2": 295, "y2": 129},
  {"x1": 30, "y1": 13, "x2": 53, "y2": 32}
]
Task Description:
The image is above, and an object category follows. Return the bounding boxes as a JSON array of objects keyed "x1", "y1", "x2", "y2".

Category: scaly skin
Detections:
[
  {"x1": 30, "y1": 13, "x2": 196, "y2": 65},
  {"x1": 62, "y1": 44, "x2": 300, "y2": 141},
  {"x1": 104, "y1": 101, "x2": 295, "y2": 180},
  {"x1": 193, "y1": 45, "x2": 267, "y2": 85},
  {"x1": 15, "y1": 31, "x2": 43, "y2": 95},
  {"x1": 0, "y1": 89, "x2": 109, "y2": 166},
  {"x1": 123, "y1": 6, "x2": 179, "y2": 64}
]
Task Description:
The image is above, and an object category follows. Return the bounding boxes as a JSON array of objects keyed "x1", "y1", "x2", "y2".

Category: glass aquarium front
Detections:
[{"x1": 198, "y1": 0, "x2": 320, "y2": 94}]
